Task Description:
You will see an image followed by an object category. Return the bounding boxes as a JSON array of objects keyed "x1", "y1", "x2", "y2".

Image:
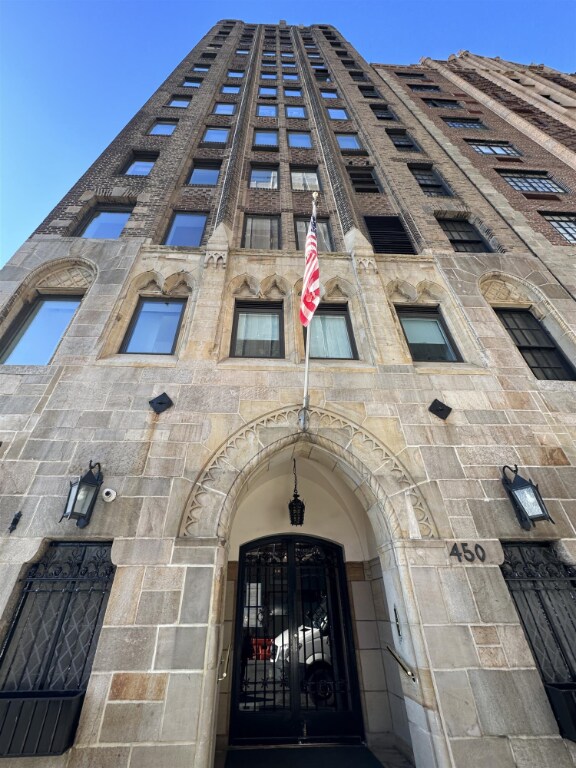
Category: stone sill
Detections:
[
  {"x1": 218, "y1": 358, "x2": 376, "y2": 373},
  {"x1": 412, "y1": 362, "x2": 489, "y2": 375},
  {"x1": 96, "y1": 354, "x2": 177, "y2": 367}
]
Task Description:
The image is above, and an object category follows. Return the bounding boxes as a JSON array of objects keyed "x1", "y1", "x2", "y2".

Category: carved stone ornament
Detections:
[
  {"x1": 36, "y1": 265, "x2": 93, "y2": 291},
  {"x1": 179, "y1": 405, "x2": 436, "y2": 542},
  {"x1": 481, "y1": 278, "x2": 525, "y2": 305},
  {"x1": 204, "y1": 251, "x2": 227, "y2": 269}
]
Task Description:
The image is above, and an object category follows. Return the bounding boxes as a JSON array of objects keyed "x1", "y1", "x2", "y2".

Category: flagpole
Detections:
[{"x1": 298, "y1": 192, "x2": 318, "y2": 432}]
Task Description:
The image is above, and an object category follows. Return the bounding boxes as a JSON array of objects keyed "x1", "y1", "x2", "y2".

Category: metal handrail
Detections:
[
  {"x1": 218, "y1": 646, "x2": 231, "y2": 682},
  {"x1": 386, "y1": 645, "x2": 417, "y2": 683}
]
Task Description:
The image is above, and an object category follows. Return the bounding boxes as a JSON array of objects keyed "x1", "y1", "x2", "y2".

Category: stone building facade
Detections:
[{"x1": 0, "y1": 20, "x2": 575, "y2": 768}]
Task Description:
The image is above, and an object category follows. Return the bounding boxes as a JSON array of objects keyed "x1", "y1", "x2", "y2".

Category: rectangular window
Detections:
[
  {"x1": 168, "y1": 96, "x2": 190, "y2": 108},
  {"x1": 236, "y1": 49, "x2": 249, "y2": 55},
  {"x1": 495, "y1": 309, "x2": 576, "y2": 380},
  {"x1": 288, "y1": 131, "x2": 312, "y2": 148},
  {"x1": 149, "y1": 120, "x2": 177, "y2": 135},
  {"x1": 243, "y1": 215, "x2": 281, "y2": 249},
  {"x1": 395, "y1": 72, "x2": 427, "y2": 79},
  {"x1": 443, "y1": 117, "x2": 487, "y2": 129},
  {"x1": 283, "y1": 74, "x2": 299, "y2": 81},
  {"x1": 308, "y1": 304, "x2": 357, "y2": 359},
  {"x1": 261, "y1": 72, "x2": 277, "y2": 80},
  {"x1": 231, "y1": 301, "x2": 284, "y2": 358},
  {"x1": 409, "y1": 84, "x2": 440, "y2": 92},
  {"x1": 0, "y1": 296, "x2": 81, "y2": 365},
  {"x1": 465, "y1": 140, "x2": 521, "y2": 155},
  {"x1": 358, "y1": 85, "x2": 380, "y2": 98},
  {"x1": 410, "y1": 166, "x2": 451, "y2": 196},
  {"x1": 257, "y1": 104, "x2": 278, "y2": 117},
  {"x1": 250, "y1": 166, "x2": 279, "y2": 189},
  {"x1": 328, "y1": 108, "x2": 349, "y2": 120},
  {"x1": 183, "y1": 78, "x2": 202, "y2": 88},
  {"x1": 320, "y1": 90, "x2": 338, "y2": 99},
  {"x1": 397, "y1": 307, "x2": 460, "y2": 362},
  {"x1": 291, "y1": 168, "x2": 320, "y2": 191},
  {"x1": 221, "y1": 85, "x2": 241, "y2": 94},
  {"x1": 228, "y1": 70, "x2": 244, "y2": 78},
  {"x1": 254, "y1": 130, "x2": 279, "y2": 147},
  {"x1": 295, "y1": 218, "x2": 333, "y2": 252},
  {"x1": 202, "y1": 127, "x2": 229, "y2": 144},
  {"x1": 213, "y1": 102, "x2": 236, "y2": 115},
  {"x1": 193, "y1": 65, "x2": 209, "y2": 72},
  {"x1": 348, "y1": 71, "x2": 366, "y2": 81},
  {"x1": 336, "y1": 133, "x2": 362, "y2": 151},
  {"x1": 498, "y1": 171, "x2": 567, "y2": 194},
  {"x1": 164, "y1": 212, "x2": 207, "y2": 247},
  {"x1": 286, "y1": 106, "x2": 307, "y2": 119},
  {"x1": 437, "y1": 218, "x2": 491, "y2": 252},
  {"x1": 80, "y1": 208, "x2": 132, "y2": 238},
  {"x1": 386, "y1": 129, "x2": 419, "y2": 151},
  {"x1": 263, "y1": 51, "x2": 275, "y2": 57},
  {"x1": 364, "y1": 216, "x2": 416, "y2": 254},
  {"x1": 121, "y1": 298, "x2": 186, "y2": 354},
  {"x1": 348, "y1": 167, "x2": 380, "y2": 193},
  {"x1": 123, "y1": 153, "x2": 158, "y2": 176},
  {"x1": 188, "y1": 162, "x2": 221, "y2": 186},
  {"x1": 370, "y1": 104, "x2": 396, "y2": 120},
  {"x1": 285, "y1": 88, "x2": 302, "y2": 97},
  {"x1": 282, "y1": 52, "x2": 295, "y2": 59},
  {"x1": 259, "y1": 86, "x2": 277, "y2": 97},
  {"x1": 282, "y1": 63, "x2": 297, "y2": 69},
  {"x1": 541, "y1": 212, "x2": 576, "y2": 243},
  {"x1": 424, "y1": 98, "x2": 461, "y2": 109}
]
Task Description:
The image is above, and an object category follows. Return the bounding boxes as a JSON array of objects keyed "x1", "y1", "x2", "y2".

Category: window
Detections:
[
  {"x1": 410, "y1": 166, "x2": 452, "y2": 196},
  {"x1": 370, "y1": 104, "x2": 396, "y2": 120},
  {"x1": 541, "y1": 213, "x2": 576, "y2": 242},
  {"x1": 261, "y1": 72, "x2": 277, "y2": 80},
  {"x1": 183, "y1": 78, "x2": 202, "y2": 88},
  {"x1": 286, "y1": 105, "x2": 306, "y2": 118},
  {"x1": 291, "y1": 168, "x2": 320, "y2": 191},
  {"x1": 465, "y1": 140, "x2": 521, "y2": 156},
  {"x1": 495, "y1": 309, "x2": 576, "y2": 380},
  {"x1": 213, "y1": 102, "x2": 236, "y2": 115},
  {"x1": 123, "y1": 153, "x2": 158, "y2": 176},
  {"x1": 387, "y1": 129, "x2": 419, "y2": 151},
  {"x1": 328, "y1": 108, "x2": 349, "y2": 120},
  {"x1": 254, "y1": 130, "x2": 279, "y2": 148},
  {"x1": 0, "y1": 296, "x2": 81, "y2": 365},
  {"x1": 364, "y1": 216, "x2": 416, "y2": 254},
  {"x1": 321, "y1": 90, "x2": 338, "y2": 99},
  {"x1": 202, "y1": 127, "x2": 229, "y2": 144},
  {"x1": 163, "y1": 212, "x2": 207, "y2": 247},
  {"x1": 149, "y1": 120, "x2": 177, "y2": 135},
  {"x1": 283, "y1": 74, "x2": 299, "y2": 81},
  {"x1": 257, "y1": 104, "x2": 278, "y2": 117},
  {"x1": 397, "y1": 307, "x2": 460, "y2": 362},
  {"x1": 231, "y1": 301, "x2": 284, "y2": 358},
  {"x1": 498, "y1": 171, "x2": 567, "y2": 194},
  {"x1": 193, "y1": 65, "x2": 209, "y2": 72},
  {"x1": 358, "y1": 85, "x2": 380, "y2": 98},
  {"x1": 295, "y1": 218, "x2": 333, "y2": 252},
  {"x1": 437, "y1": 218, "x2": 491, "y2": 252},
  {"x1": 349, "y1": 71, "x2": 367, "y2": 82},
  {"x1": 348, "y1": 167, "x2": 380, "y2": 193},
  {"x1": 259, "y1": 87, "x2": 277, "y2": 97},
  {"x1": 168, "y1": 96, "x2": 190, "y2": 108},
  {"x1": 396, "y1": 72, "x2": 427, "y2": 79},
  {"x1": 409, "y1": 84, "x2": 440, "y2": 92},
  {"x1": 221, "y1": 85, "x2": 241, "y2": 94},
  {"x1": 121, "y1": 298, "x2": 186, "y2": 354},
  {"x1": 316, "y1": 74, "x2": 332, "y2": 83},
  {"x1": 336, "y1": 133, "x2": 362, "y2": 151},
  {"x1": 236, "y1": 49, "x2": 249, "y2": 55},
  {"x1": 80, "y1": 208, "x2": 132, "y2": 238},
  {"x1": 306, "y1": 304, "x2": 357, "y2": 359},
  {"x1": 282, "y1": 52, "x2": 295, "y2": 59},
  {"x1": 188, "y1": 162, "x2": 221, "y2": 186},
  {"x1": 228, "y1": 70, "x2": 244, "y2": 78},
  {"x1": 250, "y1": 166, "x2": 279, "y2": 189},
  {"x1": 443, "y1": 117, "x2": 487, "y2": 129},
  {"x1": 262, "y1": 51, "x2": 275, "y2": 57},
  {"x1": 282, "y1": 63, "x2": 297, "y2": 69},
  {"x1": 288, "y1": 131, "x2": 312, "y2": 148},
  {"x1": 284, "y1": 88, "x2": 302, "y2": 97},
  {"x1": 243, "y1": 215, "x2": 281, "y2": 249},
  {"x1": 424, "y1": 98, "x2": 461, "y2": 109}
]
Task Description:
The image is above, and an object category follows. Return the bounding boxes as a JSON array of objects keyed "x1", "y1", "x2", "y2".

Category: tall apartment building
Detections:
[{"x1": 0, "y1": 20, "x2": 575, "y2": 768}]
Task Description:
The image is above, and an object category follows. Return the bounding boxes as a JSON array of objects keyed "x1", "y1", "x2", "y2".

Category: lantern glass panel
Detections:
[{"x1": 514, "y1": 486, "x2": 546, "y2": 519}]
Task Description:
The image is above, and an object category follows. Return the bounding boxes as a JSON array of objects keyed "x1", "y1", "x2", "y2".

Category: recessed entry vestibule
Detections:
[{"x1": 216, "y1": 449, "x2": 416, "y2": 762}]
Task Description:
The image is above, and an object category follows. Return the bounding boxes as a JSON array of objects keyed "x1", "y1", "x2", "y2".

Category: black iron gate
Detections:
[
  {"x1": 501, "y1": 542, "x2": 576, "y2": 741},
  {"x1": 229, "y1": 536, "x2": 363, "y2": 744}
]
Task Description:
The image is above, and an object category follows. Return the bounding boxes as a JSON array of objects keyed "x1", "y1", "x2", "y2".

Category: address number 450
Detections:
[{"x1": 449, "y1": 542, "x2": 486, "y2": 563}]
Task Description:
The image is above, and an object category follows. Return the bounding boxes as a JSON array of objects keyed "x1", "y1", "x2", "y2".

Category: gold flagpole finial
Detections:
[{"x1": 312, "y1": 191, "x2": 318, "y2": 202}]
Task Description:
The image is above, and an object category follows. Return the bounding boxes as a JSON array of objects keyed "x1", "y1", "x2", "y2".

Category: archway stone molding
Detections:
[{"x1": 179, "y1": 405, "x2": 437, "y2": 542}]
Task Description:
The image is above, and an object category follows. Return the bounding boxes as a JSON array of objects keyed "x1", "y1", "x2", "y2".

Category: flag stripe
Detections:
[{"x1": 300, "y1": 204, "x2": 320, "y2": 327}]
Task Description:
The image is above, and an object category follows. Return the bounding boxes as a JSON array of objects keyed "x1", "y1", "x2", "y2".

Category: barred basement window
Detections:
[
  {"x1": 371, "y1": 104, "x2": 396, "y2": 120},
  {"x1": 231, "y1": 301, "x2": 284, "y2": 358},
  {"x1": 465, "y1": 140, "x2": 521, "y2": 156},
  {"x1": 410, "y1": 166, "x2": 452, "y2": 196},
  {"x1": 397, "y1": 307, "x2": 461, "y2": 362},
  {"x1": 541, "y1": 213, "x2": 576, "y2": 243},
  {"x1": 442, "y1": 117, "x2": 487, "y2": 129},
  {"x1": 437, "y1": 218, "x2": 492, "y2": 252},
  {"x1": 498, "y1": 171, "x2": 567, "y2": 194},
  {"x1": 348, "y1": 167, "x2": 380, "y2": 193},
  {"x1": 495, "y1": 309, "x2": 576, "y2": 380},
  {"x1": 386, "y1": 129, "x2": 420, "y2": 151},
  {"x1": 423, "y1": 98, "x2": 461, "y2": 109}
]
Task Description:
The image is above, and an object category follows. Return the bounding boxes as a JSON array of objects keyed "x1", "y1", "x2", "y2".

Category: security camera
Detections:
[{"x1": 101, "y1": 488, "x2": 117, "y2": 503}]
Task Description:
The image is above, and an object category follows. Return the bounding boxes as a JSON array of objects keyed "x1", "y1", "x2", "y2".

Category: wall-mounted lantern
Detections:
[
  {"x1": 60, "y1": 461, "x2": 103, "y2": 528},
  {"x1": 288, "y1": 459, "x2": 305, "y2": 527},
  {"x1": 501, "y1": 464, "x2": 554, "y2": 531}
]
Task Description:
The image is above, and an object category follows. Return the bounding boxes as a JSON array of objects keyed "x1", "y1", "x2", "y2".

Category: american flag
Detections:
[{"x1": 299, "y1": 202, "x2": 320, "y2": 327}]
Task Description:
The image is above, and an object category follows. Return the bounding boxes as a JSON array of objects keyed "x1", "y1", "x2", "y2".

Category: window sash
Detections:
[
  {"x1": 232, "y1": 303, "x2": 283, "y2": 358},
  {"x1": 203, "y1": 128, "x2": 229, "y2": 143},
  {"x1": 189, "y1": 166, "x2": 220, "y2": 186},
  {"x1": 122, "y1": 299, "x2": 186, "y2": 354},
  {"x1": 398, "y1": 310, "x2": 459, "y2": 362},
  {"x1": 542, "y1": 214, "x2": 576, "y2": 243},
  {"x1": 254, "y1": 131, "x2": 279, "y2": 146},
  {"x1": 250, "y1": 168, "x2": 279, "y2": 189},
  {"x1": 244, "y1": 217, "x2": 280, "y2": 249},
  {"x1": 164, "y1": 213, "x2": 207, "y2": 247},
  {"x1": 499, "y1": 173, "x2": 565, "y2": 193},
  {"x1": 295, "y1": 219, "x2": 333, "y2": 252},
  {"x1": 81, "y1": 210, "x2": 131, "y2": 238},
  {"x1": 309, "y1": 307, "x2": 355, "y2": 359},
  {"x1": 288, "y1": 132, "x2": 312, "y2": 148},
  {"x1": 291, "y1": 170, "x2": 320, "y2": 191}
]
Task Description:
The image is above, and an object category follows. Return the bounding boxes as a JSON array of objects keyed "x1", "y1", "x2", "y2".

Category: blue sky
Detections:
[{"x1": 1, "y1": 0, "x2": 575, "y2": 266}]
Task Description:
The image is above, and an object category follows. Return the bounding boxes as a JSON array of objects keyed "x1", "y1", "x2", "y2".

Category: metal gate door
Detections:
[
  {"x1": 501, "y1": 542, "x2": 576, "y2": 741},
  {"x1": 229, "y1": 536, "x2": 363, "y2": 744}
]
